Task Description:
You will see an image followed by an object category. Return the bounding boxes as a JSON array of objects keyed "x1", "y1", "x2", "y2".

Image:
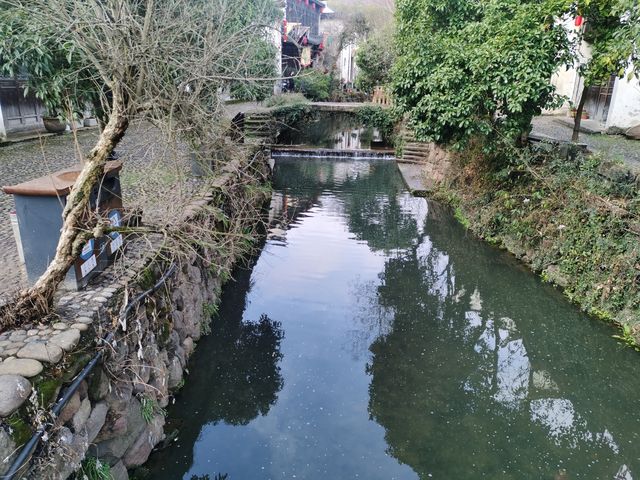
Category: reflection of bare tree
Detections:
[{"x1": 146, "y1": 264, "x2": 285, "y2": 479}]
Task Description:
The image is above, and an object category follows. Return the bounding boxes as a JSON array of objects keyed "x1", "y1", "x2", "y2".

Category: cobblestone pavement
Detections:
[
  {"x1": 0, "y1": 123, "x2": 191, "y2": 301},
  {"x1": 531, "y1": 116, "x2": 640, "y2": 171}
]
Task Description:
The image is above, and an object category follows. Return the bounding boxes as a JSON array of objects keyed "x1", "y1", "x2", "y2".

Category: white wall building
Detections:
[
  {"x1": 552, "y1": 64, "x2": 640, "y2": 132},
  {"x1": 550, "y1": 20, "x2": 640, "y2": 132},
  {"x1": 338, "y1": 43, "x2": 358, "y2": 87}
]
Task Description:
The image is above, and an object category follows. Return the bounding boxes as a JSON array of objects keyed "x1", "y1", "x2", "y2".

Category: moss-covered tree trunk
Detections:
[{"x1": 1, "y1": 85, "x2": 129, "y2": 328}]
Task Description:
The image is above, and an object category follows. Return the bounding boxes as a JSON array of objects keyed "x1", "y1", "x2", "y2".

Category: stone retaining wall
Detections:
[
  {"x1": 418, "y1": 142, "x2": 453, "y2": 187},
  {"x1": 0, "y1": 149, "x2": 271, "y2": 479}
]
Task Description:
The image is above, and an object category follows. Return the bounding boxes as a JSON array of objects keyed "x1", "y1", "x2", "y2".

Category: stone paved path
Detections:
[
  {"x1": 532, "y1": 116, "x2": 640, "y2": 172},
  {"x1": 0, "y1": 123, "x2": 191, "y2": 302}
]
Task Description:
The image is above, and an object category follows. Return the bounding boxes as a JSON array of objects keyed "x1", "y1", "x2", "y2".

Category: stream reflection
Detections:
[
  {"x1": 276, "y1": 112, "x2": 379, "y2": 149},
  {"x1": 147, "y1": 159, "x2": 640, "y2": 480}
]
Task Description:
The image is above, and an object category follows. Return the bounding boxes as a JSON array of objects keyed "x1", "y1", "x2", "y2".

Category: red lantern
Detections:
[
  {"x1": 305, "y1": 0, "x2": 308, "y2": 5},
  {"x1": 283, "y1": 19, "x2": 287, "y2": 27},
  {"x1": 302, "y1": 36, "x2": 308, "y2": 45},
  {"x1": 575, "y1": 15, "x2": 583, "y2": 27},
  {"x1": 283, "y1": 34, "x2": 288, "y2": 42},
  {"x1": 319, "y1": 42, "x2": 324, "y2": 50},
  {"x1": 312, "y1": 2, "x2": 316, "y2": 9}
]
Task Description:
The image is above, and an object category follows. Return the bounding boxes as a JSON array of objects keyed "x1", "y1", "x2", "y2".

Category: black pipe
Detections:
[
  {"x1": 120, "y1": 263, "x2": 177, "y2": 322},
  {"x1": 2, "y1": 262, "x2": 177, "y2": 480}
]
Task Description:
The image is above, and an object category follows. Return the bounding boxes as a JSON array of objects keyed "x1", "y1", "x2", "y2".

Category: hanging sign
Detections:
[
  {"x1": 108, "y1": 210, "x2": 124, "y2": 255},
  {"x1": 79, "y1": 239, "x2": 97, "y2": 278}
]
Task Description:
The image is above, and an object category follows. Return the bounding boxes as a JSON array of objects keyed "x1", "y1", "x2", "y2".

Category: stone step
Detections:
[
  {"x1": 245, "y1": 128, "x2": 271, "y2": 134},
  {"x1": 404, "y1": 144, "x2": 432, "y2": 152},
  {"x1": 404, "y1": 143, "x2": 431, "y2": 149},
  {"x1": 397, "y1": 158, "x2": 427, "y2": 165},
  {"x1": 246, "y1": 115, "x2": 271, "y2": 121},
  {"x1": 403, "y1": 150, "x2": 429, "y2": 157},
  {"x1": 245, "y1": 133, "x2": 272, "y2": 138},
  {"x1": 402, "y1": 154, "x2": 427, "y2": 161}
]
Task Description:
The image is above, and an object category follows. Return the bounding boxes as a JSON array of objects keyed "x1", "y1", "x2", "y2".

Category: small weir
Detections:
[
  {"x1": 270, "y1": 147, "x2": 395, "y2": 160},
  {"x1": 145, "y1": 157, "x2": 640, "y2": 480}
]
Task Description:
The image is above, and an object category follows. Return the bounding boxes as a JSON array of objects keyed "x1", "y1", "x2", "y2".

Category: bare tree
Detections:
[{"x1": 0, "y1": 0, "x2": 281, "y2": 327}]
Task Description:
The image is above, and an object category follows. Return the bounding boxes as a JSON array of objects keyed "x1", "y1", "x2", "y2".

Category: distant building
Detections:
[
  {"x1": 0, "y1": 77, "x2": 45, "y2": 140},
  {"x1": 280, "y1": 0, "x2": 327, "y2": 91},
  {"x1": 337, "y1": 43, "x2": 358, "y2": 87},
  {"x1": 318, "y1": 8, "x2": 363, "y2": 90},
  {"x1": 550, "y1": 19, "x2": 640, "y2": 132}
]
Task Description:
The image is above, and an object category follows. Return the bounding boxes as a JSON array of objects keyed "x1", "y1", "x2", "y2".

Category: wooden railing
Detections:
[{"x1": 372, "y1": 86, "x2": 392, "y2": 106}]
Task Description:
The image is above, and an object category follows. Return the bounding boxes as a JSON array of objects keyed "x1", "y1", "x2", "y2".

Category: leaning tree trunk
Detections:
[
  {"x1": 572, "y1": 84, "x2": 589, "y2": 143},
  {"x1": 0, "y1": 85, "x2": 129, "y2": 328}
]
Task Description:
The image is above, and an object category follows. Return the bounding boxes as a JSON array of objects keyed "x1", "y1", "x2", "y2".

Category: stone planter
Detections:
[{"x1": 42, "y1": 116, "x2": 67, "y2": 134}]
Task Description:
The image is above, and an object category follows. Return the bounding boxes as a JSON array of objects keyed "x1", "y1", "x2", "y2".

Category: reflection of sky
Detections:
[
  {"x1": 412, "y1": 231, "x2": 635, "y2": 479},
  {"x1": 459, "y1": 287, "x2": 631, "y2": 476},
  {"x1": 185, "y1": 191, "x2": 417, "y2": 480}
]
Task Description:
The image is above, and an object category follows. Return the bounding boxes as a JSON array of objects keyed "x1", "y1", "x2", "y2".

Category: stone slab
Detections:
[
  {"x1": 109, "y1": 460, "x2": 129, "y2": 480},
  {"x1": 49, "y1": 328, "x2": 81, "y2": 352},
  {"x1": 72, "y1": 398, "x2": 92, "y2": 432},
  {"x1": 396, "y1": 162, "x2": 432, "y2": 195},
  {"x1": 17, "y1": 342, "x2": 63, "y2": 363},
  {"x1": 0, "y1": 358, "x2": 43, "y2": 377},
  {"x1": 626, "y1": 124, "x2": 640, "y2": 140},
  {"x1": 86, "y1": 402, "x2": 108, "y2": 443},
  {"x1": 553, "y1": 116, "x2": 605, "y2": 134}
]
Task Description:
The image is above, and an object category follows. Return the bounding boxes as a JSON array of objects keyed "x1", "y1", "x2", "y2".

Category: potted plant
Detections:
[
  {"x1": 570, "y1": 107, "x2": 589, "y2": 119},
  {"x1": 0, "y1": 9, "x2": 99, "y2": 135},
  {"x1": 41, "y1": 111, "x2": 68, "y2": 133}
]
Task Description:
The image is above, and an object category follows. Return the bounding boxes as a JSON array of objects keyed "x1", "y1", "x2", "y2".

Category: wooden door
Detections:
[
  {"x1": 0, "y1": 77, "x2": 44, "y2": 133},
  {"x1": 583, "y1": 75, "x2": 616, "y2": 124}
]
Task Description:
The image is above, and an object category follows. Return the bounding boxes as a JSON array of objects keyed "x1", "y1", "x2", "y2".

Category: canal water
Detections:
[{"x1": 146, "y1": 158, "x2": 640, "y2": 480}]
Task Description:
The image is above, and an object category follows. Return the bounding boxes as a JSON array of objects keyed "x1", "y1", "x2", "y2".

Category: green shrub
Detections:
[
  {"x1": 80, "y1": 457, "x2": 111, "y2": 480},
  {"x1": 263, "y1": 93, "x2": 309, "y2": 108},
  {"x1": 294, "y1": 69, "x2": 331, "y2": 101},
  {"x1": 355, "y1": 28, "x2": 395, "y2": 93},
  {"x1": 355, "y1": 105, "x2": 398, "y2": 141},
  {"x1": 271, "y1": 103, "x2": 315, "y2": 127}
]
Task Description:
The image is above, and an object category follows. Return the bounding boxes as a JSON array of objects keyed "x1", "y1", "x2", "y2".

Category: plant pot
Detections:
[
  {"x1": 570, "y1": 110, "x2": 589, "y2": 120},
  {"x1": 42, "y1": 116, "x2": 67, "y2": 134}
]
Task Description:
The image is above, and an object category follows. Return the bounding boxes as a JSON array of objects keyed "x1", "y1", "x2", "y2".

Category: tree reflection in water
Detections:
[
  {"x1": 144, "y1": 264, "x2": 284, "y2": 478},
  {"x1": 149, "y1": 159, "x2": 640, "y2": 480},
  {"x1": 206, "y1": 312, "x2": 284, "y2": 426},
  {"x1": 262, "y1": 160, "x2": 639, "y2": 479},
  {"x1": 360, "y1": 201, "x2": 638, "y2": 479}
]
